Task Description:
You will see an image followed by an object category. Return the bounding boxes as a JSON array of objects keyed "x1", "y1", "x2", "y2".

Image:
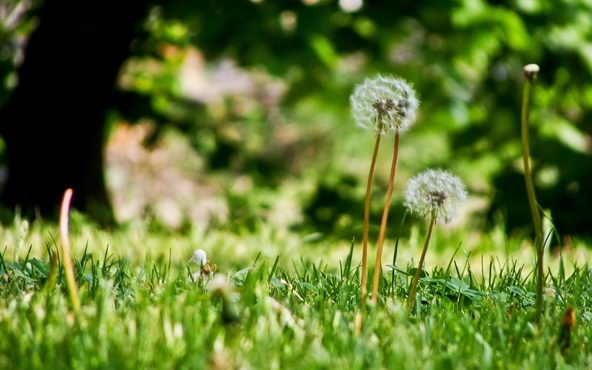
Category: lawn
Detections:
[{"x1": 1, "y1": 216, "x2": 591, "y2": 369}]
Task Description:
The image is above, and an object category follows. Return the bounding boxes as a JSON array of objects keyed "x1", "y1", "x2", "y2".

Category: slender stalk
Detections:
[
  {"x1": 360, "y1": 135, "x2": 381, "y2": 305},
  {"x1": 521, "y1": 64, "x2": 544, "y2": 323},
  {"x1": 59, "y1": 188, "x2": 82, "y2": 319},
  {"x1": 406, "y1": 210, "x2": 436, "y2": 311},
  {"x1": 371, "y1": 131, "x2": 400, "y2": 303},
  {"x1": 356, "y1": 135, "x2": 381, "y2": 335}
]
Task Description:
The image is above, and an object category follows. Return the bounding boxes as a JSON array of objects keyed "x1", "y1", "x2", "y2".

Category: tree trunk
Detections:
[{"x1": 0, "y1": 0, "x2": 148, "y2": 224}]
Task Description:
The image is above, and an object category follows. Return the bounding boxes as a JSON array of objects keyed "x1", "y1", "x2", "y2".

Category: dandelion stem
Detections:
[
  {"x1": 360, "y1": 135, "x2": 381, "y2": 309},
  {"x1": 59, "y1": 188, "x2": 82, "y2": 319},
  {"x1": 406, "y1": 210, "x2": 436, "y2": 311},
  {"x1": 371, "y1": 131, "x2": 400, "y2": 303},
  {"x1": 521, "y1": 64, "x2": 544, "y2": 323}
]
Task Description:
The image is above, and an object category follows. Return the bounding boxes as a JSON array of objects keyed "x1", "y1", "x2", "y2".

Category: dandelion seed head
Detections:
[
  {"x1": 523, "y1": 63, "x2": 540, "y2": 75},
  {"x1": 208, "y1": 274, "x2": 231, "y2": 294},
  {"x1": 191, "y1": 249, "x2": 207, "y2": 266},
  {"x1": 404, "y1": 169, "x2": 467, "y2": 224},
  {"x1": 523, "y1": 63, "x2": 540, "y2": 82},
  {"x1": 350, "y1": 75, "x2": 419, "y2": 135}
]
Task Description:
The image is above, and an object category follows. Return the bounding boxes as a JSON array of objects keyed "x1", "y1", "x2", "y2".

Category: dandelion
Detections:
[
  {"x1": 520, "y1": 63, "x2": 544, "y2": 324},
  {"x1": 404, "y1": 169, "x2": 467, "y2": 224},
  {"x1": 404, "y1": 169, "x2": 467, "y2": 311},
  {"x1": 350, "y1": 75, "x2": 419, "y2": 135},
  {"x1": 208, "y1": 275, "x2": 240, "y2": 324},
  {"x1": 350, "y1": 75, "x2": 420, "y2": 332},
  {"x1": 350, "y1": 75, "x2": 420, "y2": 325},
  {"x1": 191, "y1": 249, "x2": 207, "y2": 267},
  {"x1": 190, "y1": 249, "x2": 215, "y2": 280},
  {"x1": 208, "y1": 274, "x2": 231, "y2": 294}
]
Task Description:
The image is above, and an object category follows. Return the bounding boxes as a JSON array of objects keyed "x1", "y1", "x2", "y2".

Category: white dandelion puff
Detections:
[
  {"x1": 404, "y1": 169, "x2": 467, "y2": 224},
  {"x1": 190, "y1": 249, "x2": 216, "y2": 281},
  {"x1": 350, "y1": 75, "x2": 419, "y2": 135},
  {"x1": 208, "y1": 274, "x2": 231, "y2": 293},
  {"x1": 190, "y1": 249, "x2": 207, "y2": 267}
]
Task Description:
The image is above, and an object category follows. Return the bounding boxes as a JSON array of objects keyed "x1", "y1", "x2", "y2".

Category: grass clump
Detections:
[{"x1": 1, "y1": 219, "x2": 591, "y2": 369}]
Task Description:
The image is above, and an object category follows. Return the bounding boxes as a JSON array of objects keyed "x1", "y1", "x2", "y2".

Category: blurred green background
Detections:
[{"x1": 1, "y1": 0, "x2": 591, "y2": 238}]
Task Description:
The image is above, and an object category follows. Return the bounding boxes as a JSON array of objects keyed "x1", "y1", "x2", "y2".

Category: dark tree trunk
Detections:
[{"x1": 0, "y1": 0, "x2": 148, "y2": 224}]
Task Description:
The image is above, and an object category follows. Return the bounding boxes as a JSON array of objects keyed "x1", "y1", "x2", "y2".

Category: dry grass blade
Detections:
[{"x1": 59, "y1": 188, "x2": 81, "y2": 319}]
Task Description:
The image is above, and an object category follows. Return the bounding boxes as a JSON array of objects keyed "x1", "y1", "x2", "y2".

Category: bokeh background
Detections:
[{"x1": 1, "y1": 0, "x2": 591, "y2": 239}]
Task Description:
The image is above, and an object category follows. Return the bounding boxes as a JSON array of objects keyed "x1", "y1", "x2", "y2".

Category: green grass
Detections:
[{"x1": 1, "y1": 218, "x2": 592, "y2": 369}]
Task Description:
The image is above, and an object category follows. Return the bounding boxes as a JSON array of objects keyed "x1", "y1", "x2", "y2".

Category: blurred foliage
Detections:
[
  {"x1": 0, "y1": 0, "x2": 40, "y2": 162},
  {"x1": 1, "y1": 0, "x2": 591, "y2": 236}
]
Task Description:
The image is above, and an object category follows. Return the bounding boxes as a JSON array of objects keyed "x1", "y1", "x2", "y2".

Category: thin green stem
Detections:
[
  {"x1": 371, "y1": 131, "x2": 400, "y2": 303},
  {"x1": 521, "y1": 64, "x2": 544, "y2": 324},
  {"x1": 406, "y1": 210, "x2": 436, "y2": 311},
  {"x1": 360, "y1": 135, "x2": 381, "y2": 310}
]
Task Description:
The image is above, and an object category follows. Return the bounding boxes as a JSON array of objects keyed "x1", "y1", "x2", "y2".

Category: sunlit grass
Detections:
[
  {"x1": 1, "y1": 216, "x2": 592, "y2": 369},
  {"x1": 3, "y1": 214, "x2": 591, "y2": 277}
]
